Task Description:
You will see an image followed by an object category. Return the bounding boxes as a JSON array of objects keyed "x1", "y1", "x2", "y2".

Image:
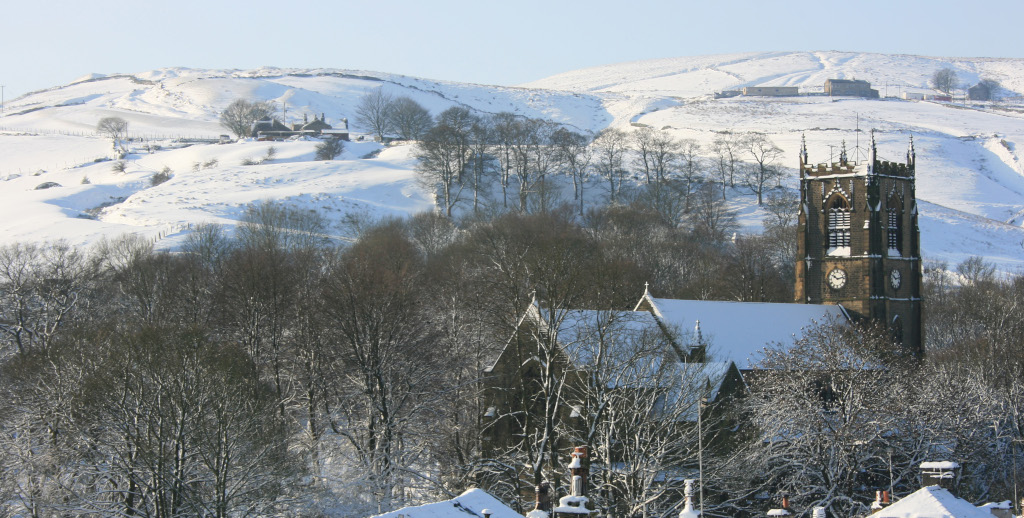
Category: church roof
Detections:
[
  {"x1": 637, "y1": 295, "x2": 849, "y2": 369},
  {"x1": 487, "y1": 302, "x2": 737, "y2": 418},
  {"x1": 873, "y1": 485, "x2": 993, "y2": 518}
]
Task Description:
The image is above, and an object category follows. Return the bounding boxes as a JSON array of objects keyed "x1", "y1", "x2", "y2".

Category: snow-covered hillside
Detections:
[{"x1": 1, "y1": 52, "x2": 1022, "y2": 270}]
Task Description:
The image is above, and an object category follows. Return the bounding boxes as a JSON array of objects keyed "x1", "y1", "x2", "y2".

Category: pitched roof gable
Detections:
[
  {"x1": 874, "y1": 485, "x2": 993, "y2": 518},
  {"x1": 636, "y1": 293, "x2": 850, "y2": 369}
]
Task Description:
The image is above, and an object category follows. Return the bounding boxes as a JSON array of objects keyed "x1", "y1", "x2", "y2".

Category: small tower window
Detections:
[
  {"x1": 887, "y1": 207, "x2": 902, "y2": 256},
  {"x1": 827, "y1": 197, "x2": 851, "y2": 255}
]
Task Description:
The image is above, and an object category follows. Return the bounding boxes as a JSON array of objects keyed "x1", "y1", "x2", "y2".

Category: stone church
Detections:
[{"x1": 478, "y1": 135, "x2": 925, "y2": 502}]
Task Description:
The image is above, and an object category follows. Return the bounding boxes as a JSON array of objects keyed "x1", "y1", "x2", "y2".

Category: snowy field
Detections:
[{"x1": 0, "y1": 52, "x2": 1022, "y2": 271}]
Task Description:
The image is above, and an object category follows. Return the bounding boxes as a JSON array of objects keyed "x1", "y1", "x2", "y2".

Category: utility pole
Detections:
[
  {"x1": 1, "y1": 85, "x2": 5, "y2": 115},
  {"x1": 855, "y1": 112, "x2": 861, "y2": 163}
]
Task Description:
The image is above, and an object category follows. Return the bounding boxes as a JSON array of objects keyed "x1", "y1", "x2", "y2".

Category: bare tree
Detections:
[
  {"x1": 742, "y1": 132, "x2": 784, "y2": 205},
  {"x1": 711, "y1": 133, "x2": 741, "y2": 194},
  {"x1": 466, "y1": 117, "x2": 495, "y2": 213},
  {"x1": 219, "y1": 99, "x2": 276, "y2": 139},
  {"x1": 724, "y1": 320, "x2": 909, "y2": 517},
  {"x1": 677, "y1": 139, "x2": 703, "y2": 210},
  {"x1": 559, "y1": 310, "x2": 712, "y2": 517},
  {"x1": 687, "y1": 183, "x2": 738, "y2": 244},
  {"x1": 490, "y1": 112, "x2": 522, "y2": 207},
  {"x1": 632, "y1": 127, "x2": 657, "y2": 184},
  {"x1": 592, "y1": 128, "x2": 629, "y2": 203},
  {"x1": 97, "y1": 116, "x2": 129, "y2": 153},
  {"x1": 321, "y1": 225, "x2": 443, "y2": 513},
  {"x1": 388, "y1": 96, "x2": 432, "y2": 140},
  {"x1": 511, "y1": 118, "x2": 557, "y2": 212},
  {"x1": 0, "y1": 242, "x2": 93, "y2": 359},
  {"x1": 649, "y1": 131, "x2": 680, "y2": 184},
  {"x1": 551, "y1": 127, "x2": 593, "y2": 215},
  {"x1": 932, "y1": 68, "x2": 958, "y2": 95},
  {"x1": 355, "y1": 87, "x2": 394, "y2": 142},
  {"x1": 415, "y1": 122, "x2": 471, "y2": 217}
]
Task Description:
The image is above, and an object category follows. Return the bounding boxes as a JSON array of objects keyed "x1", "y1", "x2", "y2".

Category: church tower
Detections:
[{"x1": 794, "y1": 134, "x2": 923, "y2": 356}]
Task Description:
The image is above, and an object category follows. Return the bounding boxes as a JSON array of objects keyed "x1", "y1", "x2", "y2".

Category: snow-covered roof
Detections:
[
  {"x1": 921, "y1": 461, "x2": 961, "y2": 470},
  {"x1": 369, "y1": 488, "x2": 520, "y2": 518},
  {"x1": 638, "y1": 295, "x2": 849, "y2": 369},
  {"x1": 874, "y1": 485, "x2": 993, "y2": 518},
  {"x1": 551, "y1": 308, "x2": 665, "y2": 367}
]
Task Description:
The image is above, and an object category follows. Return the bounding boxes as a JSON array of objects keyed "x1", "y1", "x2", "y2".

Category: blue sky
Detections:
[{"x1": 2, "y1": 0, "x2": 1022, "y2": 100}]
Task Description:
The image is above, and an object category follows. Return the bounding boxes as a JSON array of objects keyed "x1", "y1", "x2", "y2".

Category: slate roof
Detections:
[{"x1": 636, "y1": 293, "x2": 850, "y2": 369}]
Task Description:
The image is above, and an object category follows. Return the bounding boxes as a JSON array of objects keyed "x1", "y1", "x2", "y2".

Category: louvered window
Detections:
[
  {"x1": 887, "y1": 208, "x2": 901, "y2": 254},
  {"x1": 828, "y1": 205, "x2": 851, "y2": 249}
]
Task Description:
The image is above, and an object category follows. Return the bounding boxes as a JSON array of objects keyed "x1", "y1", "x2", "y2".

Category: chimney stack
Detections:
[
  {"x1": 767, "y1": 495, "x2": 791, "y2": 517},
  {"x1": 553, "y1": 447, "x2": 593, "y2": 517},
  {"x1": 920, "y1": 461, "x2": 961, "y2": 495},
  {"x1": 870, "y1": 490, "x2": 891, "y2": 513}
]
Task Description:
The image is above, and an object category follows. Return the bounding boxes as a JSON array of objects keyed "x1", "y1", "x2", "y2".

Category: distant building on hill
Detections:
[
  {"x1": 742, "y1": 86, "x2": 800, "y2": 97},
  {"x1": 291, "y1": 113, "x2": 332, "y2": 134},
  {"x1": 968, "y1": 82, "x2": 993, "y2": 101},
  {"x1": 252, "y1": 113, "x2": 345, "y2": 140},
  {"x1": 824, "y1": 79, "x2": 879, "y2": 98}
]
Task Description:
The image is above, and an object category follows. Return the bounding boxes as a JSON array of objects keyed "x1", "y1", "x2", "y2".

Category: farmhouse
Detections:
[
  {"x1": 968, "y1": 82, "x2": 993, "y2": 101},
  {"x1": 251, "y1": 113, "x2": 349, "y2": 140},
  {"x1": 824, "y1": 79, "x2": 879, "y2": 98}
]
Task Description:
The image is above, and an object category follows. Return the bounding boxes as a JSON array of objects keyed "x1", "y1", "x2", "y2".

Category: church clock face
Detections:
[
  {"x1": 890, "y1": 269, "x2": 902, "y2": 290},
  {"x1": 827, "y1": 268, "x2": 847, "y2": 290}
]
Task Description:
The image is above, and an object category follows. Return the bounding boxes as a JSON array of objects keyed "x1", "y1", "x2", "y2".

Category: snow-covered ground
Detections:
[{"x1": 0, "y1": 52, "x2": 1022, "y2": 271}]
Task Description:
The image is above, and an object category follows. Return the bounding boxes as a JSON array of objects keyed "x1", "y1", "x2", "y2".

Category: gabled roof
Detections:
[
  {"x1": 486, "y1": 300, "x2": 739, "y2": 419},
  {"x1": 369, "y1": 488, "x2": 520, "y2": 518},
  {"x1": 635, "y1": 292, "x2": 850, "y2": 369},
  {"x1": 251, "y1": 118, "x2": 290, "y2": 135},
  {"x1": 874, "y1": 486, "x2": 993, "y2": 518},
  {"x1": 549, "y1": 307, "x2": 665, "y2": 368}
]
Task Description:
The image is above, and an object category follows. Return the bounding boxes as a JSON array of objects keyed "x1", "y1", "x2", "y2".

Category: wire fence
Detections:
[
  {"x1": 0, "y1": 126, "x2": 223, "y2": 179},
  {"x1": 0, "y1": 125, "x2": 220, "y2": 141}
]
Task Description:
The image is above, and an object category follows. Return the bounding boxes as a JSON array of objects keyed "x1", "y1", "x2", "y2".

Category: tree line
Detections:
[
  {"x1": 1, "y1": 196, "x2": 1020, "y2": 516},
  {"x1": 349, "y1": 87, "x2": 788, "y2": 221},
  {"x1": 0, "y1": 192, "x2": 803, "y2": 517}
]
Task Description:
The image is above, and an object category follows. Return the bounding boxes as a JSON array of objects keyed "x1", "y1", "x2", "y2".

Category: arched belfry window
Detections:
[
  {"x1": 891, "y1": 315, "x2": 904, "y2": 345},
  {"x1": 827, "y1": 196, "x2": 851, "y2": 255},
  {"x1": 887, "y1": 197, "x2": 903, "y2": 256}
]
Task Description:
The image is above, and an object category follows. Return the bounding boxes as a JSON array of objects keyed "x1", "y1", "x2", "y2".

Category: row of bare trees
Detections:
[
  {"x1": 0, "y1": 198, "x2": 803, "y2": 516},
  {"x1": 413, "y1": 109, "x2": 786, "y2": 222},
  {"x1": 2, "y1": 194, "x2": 1019, "y2": 516}
]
